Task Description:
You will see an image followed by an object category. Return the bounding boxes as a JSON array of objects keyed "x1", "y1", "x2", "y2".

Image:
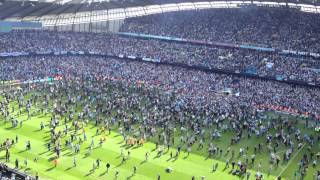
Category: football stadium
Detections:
[{"x1": 0, "y1": 0, "x2": 319, "y2": 180}]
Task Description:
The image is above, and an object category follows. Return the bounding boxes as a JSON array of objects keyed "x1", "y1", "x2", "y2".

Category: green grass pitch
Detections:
[{"x1": 0, "y1": 89, "x2": 319, "y2": 180}]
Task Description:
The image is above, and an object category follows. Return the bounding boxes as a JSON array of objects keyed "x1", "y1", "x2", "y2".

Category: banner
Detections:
[
  {"x1": 280, "y1": 50, "x2": 320, "y2": 58},
  {"x1": 0, "y1": 77, "x2": 60, "y2": 86},
  {"x1": 142, "y1": 57, "x2": 160, "y2": 62},
  {"x1": 0, "y1": 52, "x2": 29, "y2": 57}
]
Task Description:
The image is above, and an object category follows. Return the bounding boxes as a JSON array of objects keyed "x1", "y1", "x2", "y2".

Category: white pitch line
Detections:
[{"x1": 276, "y1": 143, "x2": 306, "y2": 179}]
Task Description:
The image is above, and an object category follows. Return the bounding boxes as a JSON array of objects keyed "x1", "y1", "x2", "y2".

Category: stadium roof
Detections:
[{"x1": 1, "y1": 0, "x2": 319, "y2": 26}]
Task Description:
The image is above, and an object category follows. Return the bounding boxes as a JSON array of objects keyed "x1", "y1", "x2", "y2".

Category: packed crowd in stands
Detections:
[
  {"x1": 121, "y1": 8, "x2": 320, "y2": 52},
  {"x1": 1, "y1": 55, "x2": 320, "y2": 120},
  {"x1": 1, "y1": 30, "x2": 320, "y2": 84}
]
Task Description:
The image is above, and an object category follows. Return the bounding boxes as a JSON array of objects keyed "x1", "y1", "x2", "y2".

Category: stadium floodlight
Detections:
[
  {"x1": 193, "y1": 2, "x2": 212, "y2": 9},
  {"x1": 177, "y1": 3, "x2": 195, "y2": 11},
  {"x1": 160, "y1": 4, "x2": 180, "y2": 13},
  {"x1": 209, "y1": 1, "x2": 238, "y2": 8},
  {"x1": 287, "y1": 3, "x2": 298, "y2": 7},
  {"x1": 260, "y1": 2, "x2": 279, "y2": 7},
  {"x1": 125, "y1": 7, "x2": 145, "y2": 18},
  {"x1": 229, "y1": 1, "x2": 245, "y2": 4},
  {"x1": 251, "y1": 1, "x2": 260, "y2": 4},
  {"x1": 22, "y1": 16, "x2": 37, "y2": 21},
  {"x1": 108, "y1": 8, "x2": 126, "y2": 21},
  {"x1": 144, "y1": 5, "x2": 162, "y2": 15}
]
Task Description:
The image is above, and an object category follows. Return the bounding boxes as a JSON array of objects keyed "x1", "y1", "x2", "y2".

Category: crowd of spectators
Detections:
[
  {"x1": 1, "y1": 30, "x2": 319, "y2": 84},
  {"x1": 121, "y1": 8, "x2": 320, "y2": 52}
]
